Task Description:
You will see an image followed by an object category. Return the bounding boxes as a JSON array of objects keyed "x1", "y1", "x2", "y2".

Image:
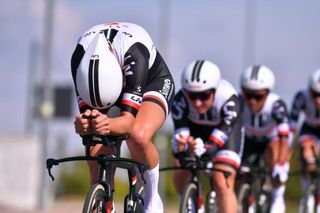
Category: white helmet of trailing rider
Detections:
[
  {"x1": 181, "y1": 60, "x2": 221, "y2": 92},
  {"x1": 309, "y1": 68, "x2": 320, "y2": 93},
  {"x1": 240, "y1": 65, "x2": 275, "y2": 91},
  {"x1": 76, "y1": 31, "x2": 123, "y2": 109}
]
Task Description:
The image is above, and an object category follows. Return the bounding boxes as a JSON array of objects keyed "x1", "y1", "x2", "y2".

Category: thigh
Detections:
[
  {"x1": 133, "y1": 101, "x2": 166, "y2": 137},
  {"x1": 143, "y1": 66, "x2": 175, "y2": 118}
]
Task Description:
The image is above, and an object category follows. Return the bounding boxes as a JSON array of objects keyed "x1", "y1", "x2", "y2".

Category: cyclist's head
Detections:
[
  {"x1": 241, "y1": 65, "x2": 274, "y2": 113},
  {"x1": 309, "y1": 69, "x2": 320, "y2": 107},
  {"x1": 181, "y1": 60, "x2": 221, "y2": 93},
  {"x1": 309, "y1": 68, "x2": 320, "y2": 93},
  {"x1": 76, "y1": 31, "x2": 123, "y2": 109},
  {"x1": 240, "y1": 65, "x2": 275, "y2": 92}
]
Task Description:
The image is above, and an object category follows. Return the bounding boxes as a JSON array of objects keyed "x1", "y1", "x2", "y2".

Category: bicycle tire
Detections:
[
  {"x1": 256, "y1": 190, "x2": 271, "y2": 213},
  {"x1": 83, "y1": 183, "x2": 109, "y2": 213},
  {"x1": 124, "y1": 186, "x2": 144, "y2": 213},
  {"x1": 301, "y1": 183, "x2": 316, "y2": 213},
  {"x1": 237, "y1": 183, "x2": 255, "y2": 213},
  {"x1": 179, "y1": 183, "x2": 198, "y2": 213},
  {"x1": 205, "y1": 190, "x2": 218, "y2": 213}
]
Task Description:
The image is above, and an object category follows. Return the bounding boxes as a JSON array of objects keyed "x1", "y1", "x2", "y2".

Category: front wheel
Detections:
[
  {"x1": 256, "y1": 190, "x2": 271, "y2": 213},
  {"x1": 180, "y1": 183, "x2": 198, "y2": 213},
  {"x1": 301, "y1": 183, "x2": 316, "y2": 213},
  {"x1": 205, "y1": 190, "x2": 218, "y2": 213},
  {"x1": 237, "y1": 183, "x2": 255, "y2": 213},
  {"x1": 83, "y1": 183, "x2": 110, "y2": 213},
  {"x1": 124, "y1": 186, "x2": 144, "y2": 213}
]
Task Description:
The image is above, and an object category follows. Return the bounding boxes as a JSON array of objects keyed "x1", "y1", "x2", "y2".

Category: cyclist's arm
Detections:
[
  {"x1": 108, "y1": 111, "x2": 135, "y2": 135},
  {"x1": 272, "y1": 99, "x2": 290, "y2": 164},
  {"x1": 207, "y1": 95, "x2": 241, "y2": 149},
  {"x1": 171, "y1": 91, "x2": 191, "y2": 158},
  {"x1": 278, "y1": 136, "x2": 289, "y2": 164},
  {"x1": 289, "y1": 90, "x2": 306, "y2": 132}
]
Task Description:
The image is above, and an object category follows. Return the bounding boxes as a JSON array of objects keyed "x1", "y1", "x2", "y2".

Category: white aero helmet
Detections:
[
  {"x1": 76, "y1": 31, "x2": 123, "y2": 109},
  {"x1": 309, "y1": 68, "x2": 320, "y2": 92},
  {"x1": 181, "y1": 60, "x2": 221, "y2": 92},
  {"x1": 240, "y1": 65, "x2": 275, "y2": 91}
]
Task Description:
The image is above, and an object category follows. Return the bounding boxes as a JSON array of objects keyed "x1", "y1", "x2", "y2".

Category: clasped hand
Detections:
[
  {"x1": 173, "y1": 133, "x2": 206, "y2": 157},
  {"x1": 74, "y1": 109, "x2": 111, "y2": 136}
]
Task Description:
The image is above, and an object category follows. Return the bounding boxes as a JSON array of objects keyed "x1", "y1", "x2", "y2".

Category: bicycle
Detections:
[
  {"x1": 236, "y1": 154, "x2": 272, "y2": 213},
  {"x1": 46, "y1": 134, "x2": 149, "y2": 213},
  {"x1": 160, "y1": 156, "x2": 230, "y2": 213},
  {"x1": 299, "y1": 147, "x2": 320, "y2": 213}
]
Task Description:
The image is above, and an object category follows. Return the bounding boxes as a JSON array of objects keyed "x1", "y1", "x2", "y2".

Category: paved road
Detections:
[
  {"x1": 1, "y1": 199, "x2": 178, "y2": 213},
  {"x1": 46, "y1": 200, "x2": 177, "y2": 213}
]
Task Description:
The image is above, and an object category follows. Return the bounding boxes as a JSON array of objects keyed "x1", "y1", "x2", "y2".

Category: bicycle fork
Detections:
[
  {"x1": 125, "y1": 167, "x2": 140, "y2": 210},
  {"x1": 194, "y1": 177, "x2": 205, "y2": 213}
]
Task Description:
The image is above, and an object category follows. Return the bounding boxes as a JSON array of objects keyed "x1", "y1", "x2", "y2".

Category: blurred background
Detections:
[{"x1": 1, "y1": 0, "x2": 320, "y2": 212}]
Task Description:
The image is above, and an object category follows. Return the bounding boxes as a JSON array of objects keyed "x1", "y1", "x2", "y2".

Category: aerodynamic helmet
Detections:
[
  {"x1": 76, "y1": 31, "x2": 123, "y2": 109},
  {"x1": 181, "y1": 60, "x2": 221, "y2": 92},
  {"x1": 240, "y1": 65, "x2": 275, "y2": 91},
  {"x1": 309, "y1": 68, "x2": 320, "y2": 93}
]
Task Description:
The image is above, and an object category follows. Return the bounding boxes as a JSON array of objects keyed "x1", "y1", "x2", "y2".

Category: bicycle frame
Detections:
[
  {"x1": 236, "y1": 155, "x2": 272, "y2": 213},
  {"x1": 160, "y1": 156, "x2": 230, "y2": 212}
]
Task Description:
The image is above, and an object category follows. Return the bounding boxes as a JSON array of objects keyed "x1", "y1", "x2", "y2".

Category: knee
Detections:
[
  {"x1": 129, "y1": 125, "x2": 152, "y2": 150},
  {"x1": 213, "y1": 170, "x2": 236, "y2": 196}
]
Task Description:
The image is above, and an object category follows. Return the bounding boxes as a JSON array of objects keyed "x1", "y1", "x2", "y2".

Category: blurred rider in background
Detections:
[
  {"x1": 289, "y1": 68, "x2": 320, "y2": 212},
  {"x1": 239, "y1": 65, "x2": 292, "y2": 213},
  {"x1": 171, "y1": 60, "x2": 243, "y2": 212}
]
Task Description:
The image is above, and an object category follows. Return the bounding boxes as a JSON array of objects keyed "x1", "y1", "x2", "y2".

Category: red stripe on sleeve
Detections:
[
  {"x1": 209, "y1": 135, "x2": 224, "y2": 148},
  {"x1": 121, "y1": 100, "x2": 140, "y2": 110}
]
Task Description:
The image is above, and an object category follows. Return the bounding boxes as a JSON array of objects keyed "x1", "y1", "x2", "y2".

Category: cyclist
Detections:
[
  {"x1": 171, "y1": 60, "x2": 243, "y2": 213},
  {"x1": 289, "y1": 68, "x2": 320, "y2": 211},
  {"x1": 71, "y1": 22, "x2": 175, "y2": 213},
  {"x1": 239, "y1": 65, "x2": 291, "y2": 213}
]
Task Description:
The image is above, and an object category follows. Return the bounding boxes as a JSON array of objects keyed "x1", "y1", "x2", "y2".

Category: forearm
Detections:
[
  {"x1": 109, "y1": 112, "x2": 135, "y2": 135},
  {"x1": 278, "y1": 137, "x2": 289, "y2": 164}
]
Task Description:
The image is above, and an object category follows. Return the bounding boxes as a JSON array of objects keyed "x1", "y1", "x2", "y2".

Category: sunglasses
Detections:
[
  {"x1": 311, "y1": 90, "x2": 320, "y2": 98},
  {"x1": 187, "y1": 90, "x2": 213, "y2": 101},
  {"x1": 243, "y1": 91, "x2": 267, "y2": 101}
]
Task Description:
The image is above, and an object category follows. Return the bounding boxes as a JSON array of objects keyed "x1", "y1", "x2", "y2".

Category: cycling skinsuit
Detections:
[
  {"x1": 290, "y1": 89, "x2": 320, "y2": 145},
  {"x1": 171, "y1": 80, "x2": 243, "y2": 170},
  {"x1": 241, "y1": 93, "x2": 290, "y2": 162},
  {"x1": 71, "y1": 22, "x2": 175, "y2": 116}
]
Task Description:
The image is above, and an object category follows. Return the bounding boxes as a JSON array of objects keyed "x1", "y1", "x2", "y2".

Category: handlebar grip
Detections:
[{"x1": 46, "y1": 158, "x2": 59, "y2": 181}]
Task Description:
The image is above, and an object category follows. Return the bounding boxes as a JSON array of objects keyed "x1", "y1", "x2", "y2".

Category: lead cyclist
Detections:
[{"x1": 71, "y1": 22, "x2": 175, "y2": 213}]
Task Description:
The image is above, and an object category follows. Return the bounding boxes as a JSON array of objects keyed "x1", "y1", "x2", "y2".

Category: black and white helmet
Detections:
[
  {"x1": 76, "y1": 31, "x2": 123, "y2": 109},
  {"x1": 309, "y1": 68, "x2": 320, "y2": 92},
  {"x1": 181, "y1": 60, "x2": 221, "y2": 92},
  {"x1": 240, "y1": 65, "x2": 275, "y2": 91}
]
